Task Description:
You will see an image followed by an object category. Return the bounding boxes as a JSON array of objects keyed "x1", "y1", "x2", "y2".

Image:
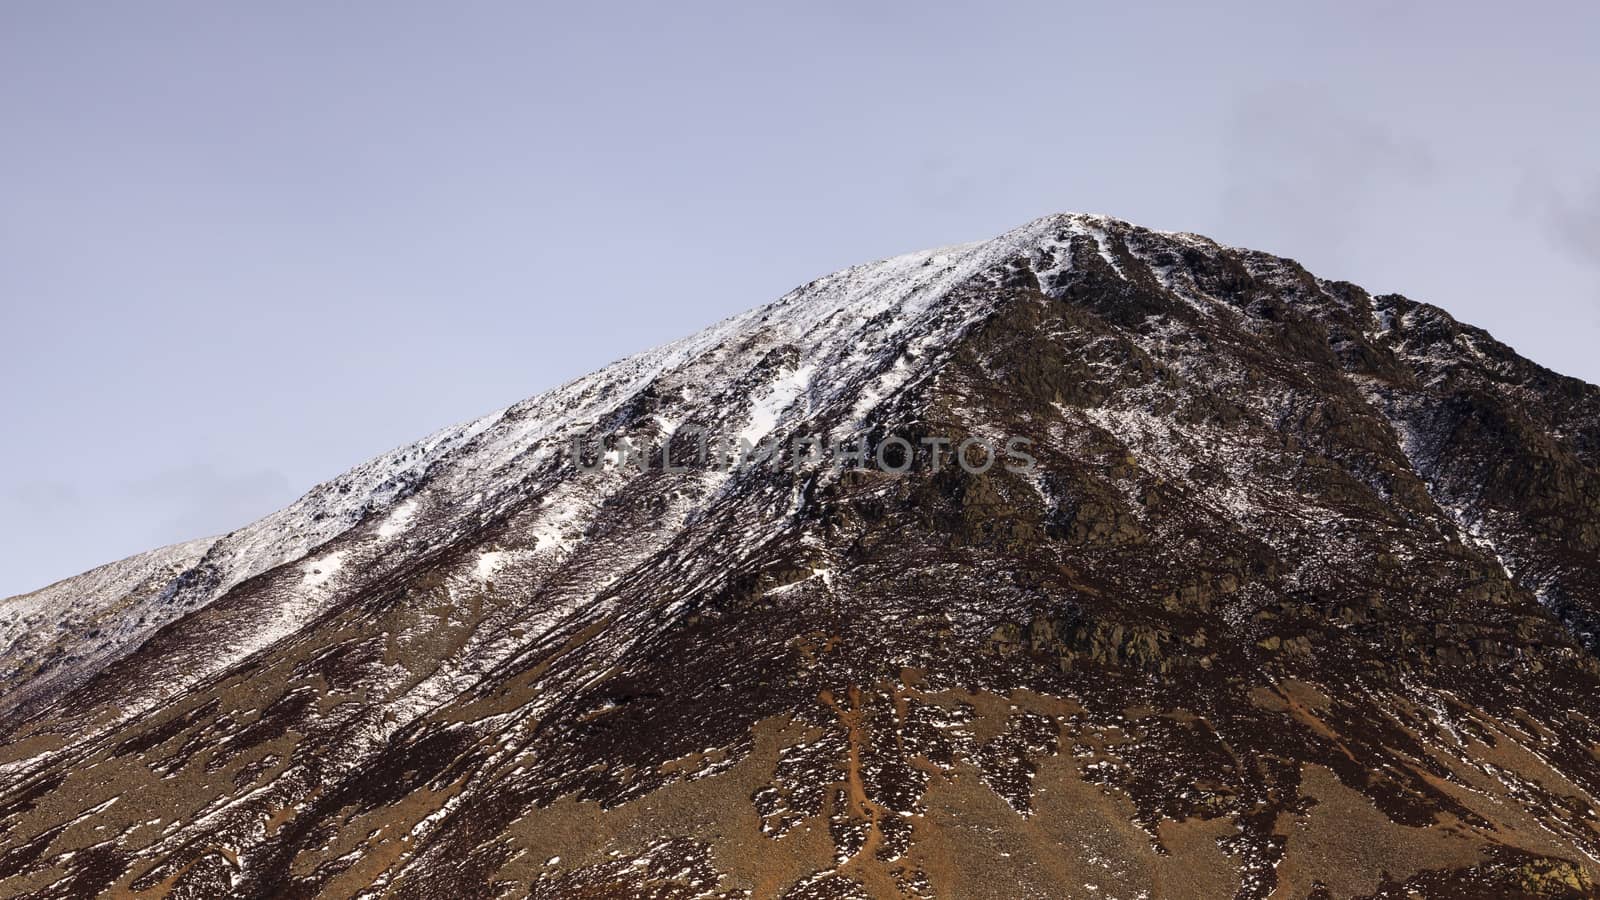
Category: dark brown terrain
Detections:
[{"x1": 3, "y1": 214, "x2": 1599, "y2": 898}]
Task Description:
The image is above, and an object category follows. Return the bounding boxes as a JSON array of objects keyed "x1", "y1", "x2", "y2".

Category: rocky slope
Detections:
[{"x1": 2, "y1": 214, "x2": 1599, "y2": 899}]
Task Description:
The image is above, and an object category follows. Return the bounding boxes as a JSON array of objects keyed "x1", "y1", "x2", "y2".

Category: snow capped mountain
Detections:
[
  {"x1": 0, "y1": 214, "x2": 1153, "y2": 721},
  {"x1": 3, "y1": 213, "x2": 1599, "y2": 899}
]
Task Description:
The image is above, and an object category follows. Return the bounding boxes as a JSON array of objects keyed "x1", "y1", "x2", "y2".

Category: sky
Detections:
[{"x1": 2, "y1": 2, "x2": 1598, "y2": 598}]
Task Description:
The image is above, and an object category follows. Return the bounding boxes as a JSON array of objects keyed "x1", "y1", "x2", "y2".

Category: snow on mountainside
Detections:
[
  {"x1": 0, "y1": 537, "x2": 214, "y2": 715},
  {"x1": 0, "y1": 214, "x2": 1150, "y2": 722},
  {"x1": 4, "y1": 213, "x2": 1600, "y2": 899}
]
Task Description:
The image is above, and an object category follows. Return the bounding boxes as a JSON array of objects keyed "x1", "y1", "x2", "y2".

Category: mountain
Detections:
[{"x1": 3, "y1": 213, "x2": 1600, "y2": 899}]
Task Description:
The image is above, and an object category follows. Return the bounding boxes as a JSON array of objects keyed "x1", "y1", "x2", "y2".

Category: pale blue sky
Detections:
[{"x1": 3, "y1": 2, "x2": 1598, "y2": 597}]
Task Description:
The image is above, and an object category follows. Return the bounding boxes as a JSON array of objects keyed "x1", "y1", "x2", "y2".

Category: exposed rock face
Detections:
[{"x1": 3, "y1": 214, "x2": 1600, "y2": 898}]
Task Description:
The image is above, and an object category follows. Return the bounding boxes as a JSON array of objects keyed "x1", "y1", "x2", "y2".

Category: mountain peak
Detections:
[{"x1": 4, "y1": 216, "x2": 1600, "y2": 898}]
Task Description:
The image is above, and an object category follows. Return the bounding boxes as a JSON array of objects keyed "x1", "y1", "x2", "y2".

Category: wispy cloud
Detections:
[
  {"x1": 1220, "y1": 85, "x2": 1434, "y2": 262},
  {"x1": 1534, "y1": 180, "x2": 1600, "y2": 269},
  {"x1": 4, "y1": 480, "x2": 81, "y2": 517},
  {"x1": 0, "y1": 465, "x2": 295, "y2": 598},
  {"x1": 122, "y1": 463, "x2": 294, "y2": 543}
]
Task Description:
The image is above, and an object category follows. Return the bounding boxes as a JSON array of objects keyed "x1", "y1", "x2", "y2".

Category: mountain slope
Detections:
[
  {"x1": 2, "y1": 214, "x2": 1598, "y2": 899},
  {"x1": 0, "y1": 538, "x2": 216, "y2": 719}
]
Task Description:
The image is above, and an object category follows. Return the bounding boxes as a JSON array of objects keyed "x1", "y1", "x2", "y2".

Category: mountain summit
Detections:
[{"x1": 4, "y1": 214, "x2": 1599, "y2": 899}]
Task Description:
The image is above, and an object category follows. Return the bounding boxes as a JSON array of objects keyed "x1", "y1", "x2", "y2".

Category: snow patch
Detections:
[
  {"x1": 376, "y1": 501, "x2": 418, "y2": 541},
  {"x1": 475, "y1": 551, "x2": 507, "y2": 581},
  {"x1": 302, "y1": 552, "x2": 345, "y2": 587},
  {"x1": 739, "y1": 364, "x2": 816, "y2": 446}
]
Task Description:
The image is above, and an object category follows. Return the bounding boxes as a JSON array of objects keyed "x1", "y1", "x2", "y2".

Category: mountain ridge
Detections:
[
  {"x1": 3, "y1": 213, "x2": 1599, "y2": 899},
  {"x1": 0, "y1": 212, "x2": 1155, "y2": 720}
]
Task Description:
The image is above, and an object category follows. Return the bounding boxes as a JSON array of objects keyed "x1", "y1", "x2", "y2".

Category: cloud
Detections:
[
  {"x1": 122, "y1": 463, "x2": 294, "y2": 543},
  {"x1": 908, "y1": 152, "x2": 991, "y2": 215},
  {"x1": 0, "y1": 465, "x2": 295, "y2": 598},
  {"x1": 1530, "y1": 180, "x2": 1600, "y2": 269},
  {"x1": 4, "y1": 480, "x2": 81, "y2": 515},
  {"x1": 1219, "y1": 85, "x2": 1435, "y2": 261},
  {"x1": 1515, "y1": 174, "x2": 1600, "y2": 324}
]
